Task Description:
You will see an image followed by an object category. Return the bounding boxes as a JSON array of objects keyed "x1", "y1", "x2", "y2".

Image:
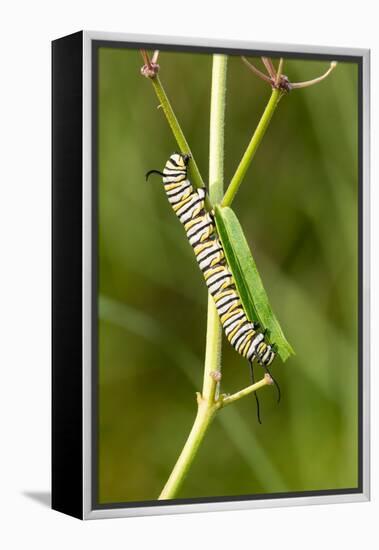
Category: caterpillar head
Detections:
[
  {"x1": 146, "y1": 153, "x2": 191, "y2": 182},
  {"x1": 170, "y1": 152, "x2": 191, "y2": 168}
]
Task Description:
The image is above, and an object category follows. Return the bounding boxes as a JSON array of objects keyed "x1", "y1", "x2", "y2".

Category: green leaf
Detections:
[{"x1": 214, "y1": 205, "x2": 295, "y2": 362}]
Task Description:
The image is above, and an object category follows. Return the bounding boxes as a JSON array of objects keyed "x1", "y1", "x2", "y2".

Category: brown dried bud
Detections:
[
  {"x1": 264, "y1": 372, "x2": 274, "y2": 385},
  {"x1": 275, "y1": 74, "x2": 292, "y2": 93},
  {"x1": 210, "y1": 371, "x2": 222, "y2": 382},
  {"x1": 140, "y1": 63, "x2": 160, "y2": 79}
]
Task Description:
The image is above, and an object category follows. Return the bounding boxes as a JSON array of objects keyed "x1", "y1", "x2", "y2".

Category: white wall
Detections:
[{"x1": 1, "y1": 1, "x2": 377, "y2": 548}]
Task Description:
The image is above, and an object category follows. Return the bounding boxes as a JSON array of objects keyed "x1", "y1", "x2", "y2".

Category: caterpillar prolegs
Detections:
[{"x1": 146, "y1": 152, "x2": 278, "y2": 413}]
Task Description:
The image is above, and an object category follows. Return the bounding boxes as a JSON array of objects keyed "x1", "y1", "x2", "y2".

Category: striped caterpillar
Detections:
[{"x1": 147, "y1": 152, "x2": 278, "y2": 413}]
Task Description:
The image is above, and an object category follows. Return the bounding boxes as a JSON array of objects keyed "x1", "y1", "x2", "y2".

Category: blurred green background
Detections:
[{"x1": 97, "y1": 47, "x2": 358, "y2": 504}]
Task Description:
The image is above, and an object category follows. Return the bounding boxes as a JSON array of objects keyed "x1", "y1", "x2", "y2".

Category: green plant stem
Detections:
[
  {"x1": 202, "y1": 300, "x2": 222, "y2": 402},
  {"x1": 151, "y1": 76, "x2": 205, "y2": 191},
  {"x1": 208, "y1": 56, "x2": 227, "y2": 205},
  {"x1": 202, "y1": 54, "x2": 228, "y2": 402},
  {"x1": 158, "y1": 54, "x2": 228, "y2": 500},
  {"x1": 158, "y1": 394, "x2": 218, "y2": 500},
  {"x1": 221, "y1": 374, "x2": 272, "y2": 407},
  {"x1": 222, "y1": 87, "x2": 282, "y2": 207}
]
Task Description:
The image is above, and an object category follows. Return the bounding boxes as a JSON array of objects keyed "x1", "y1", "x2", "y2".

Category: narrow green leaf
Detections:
[{"x1": 214, "y1": 205, "x2": 295, "y2": 362}]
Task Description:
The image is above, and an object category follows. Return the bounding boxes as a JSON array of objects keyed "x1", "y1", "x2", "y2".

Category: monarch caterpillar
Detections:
[{"x1": 147, "y1": 152, "x2": 279, "y2": 418}]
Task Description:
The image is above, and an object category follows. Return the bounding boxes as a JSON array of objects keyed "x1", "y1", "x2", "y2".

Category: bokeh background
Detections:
[{"x1": 97, "y1": 47, "x2": 359, "y2": 504}]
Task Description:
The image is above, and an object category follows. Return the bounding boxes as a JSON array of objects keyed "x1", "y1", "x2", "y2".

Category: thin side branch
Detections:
[
  {"x1": 261, "y1": 57, "x2": 277, "y2": 79},
  {"x1": 275, "y1": 58, "x2": 284, "y2": 87},
  {"x1": 140, "y1": 49, "x2": 208, "y2": 200},
  {"x1": 220, "y1": 374, "x2": 273, "y2": 408},
  {"x1": 222, "y1": 87, "x2": 283, "y2": 207},
  {"x1": 291, "y1": 61, "x2": 338, "y2": 89},
  {"x1": 242, "y1": 56, "x2": 337, "y2": 94},
  {"x1": 242, "y1": 57, "x2": 272, "y2": 84}
]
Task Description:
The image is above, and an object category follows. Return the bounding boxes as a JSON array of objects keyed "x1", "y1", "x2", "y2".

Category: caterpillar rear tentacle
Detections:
[
  {"x1": 148, "y1": 152, "x2": 278, "y2": 415},
  {"x1": 249, "y1": 361, "x2": 262, "y2": 424}
]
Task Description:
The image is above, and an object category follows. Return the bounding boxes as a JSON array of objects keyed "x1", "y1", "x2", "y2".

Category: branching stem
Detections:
[
  {"x1": 158, "y1": 394, "x2": 218, "y2": 500},
  {"x1": 158, "y1": 373, "x2": 270, "y2": 499}
]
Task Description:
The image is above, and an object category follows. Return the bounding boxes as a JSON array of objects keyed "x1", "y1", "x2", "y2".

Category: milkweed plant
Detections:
[{"x1": 140, "y1": 50, "x2": 337, "y2": 500}]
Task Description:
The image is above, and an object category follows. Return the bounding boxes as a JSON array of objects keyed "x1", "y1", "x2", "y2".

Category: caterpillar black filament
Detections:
[{"x1": 146, "y1": 152, "x2": 277, "y2": 401}]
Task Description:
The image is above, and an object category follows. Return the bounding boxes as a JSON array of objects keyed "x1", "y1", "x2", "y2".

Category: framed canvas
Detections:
[{"x1": 52, "y1": 30, "x2": 370, "y2": 520}]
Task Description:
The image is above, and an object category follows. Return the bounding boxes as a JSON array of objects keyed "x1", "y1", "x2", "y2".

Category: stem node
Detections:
[{"x1": 210, "y1": 370, "x2": 222, "y2": 382}]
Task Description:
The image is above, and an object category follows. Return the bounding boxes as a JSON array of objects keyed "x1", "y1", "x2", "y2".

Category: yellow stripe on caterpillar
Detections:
[
  {"x1": 214, "y1": 289, "x2": 235, "y2": 304},
  {"x1": 241, "y1": 335, "x2": 254, "y2": 357},
  {"x1": 164, "y1": 182, "x2": 186, "y2": 191},
  {"x1": 184, "y1": 216, "x2": 205, "y2": 231},
  {"x1": 172, "y1": 193, "x2": 196, "y2": 212},
  {"x1": 193, "y1": 241, "x2": 214, "y2": 256},
  {"x1": 203, "y1": 265, "x2": 225, "y2": 281},
  {"x1": 227, "y1": 321, "x2": 246, "y2": 341}
]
